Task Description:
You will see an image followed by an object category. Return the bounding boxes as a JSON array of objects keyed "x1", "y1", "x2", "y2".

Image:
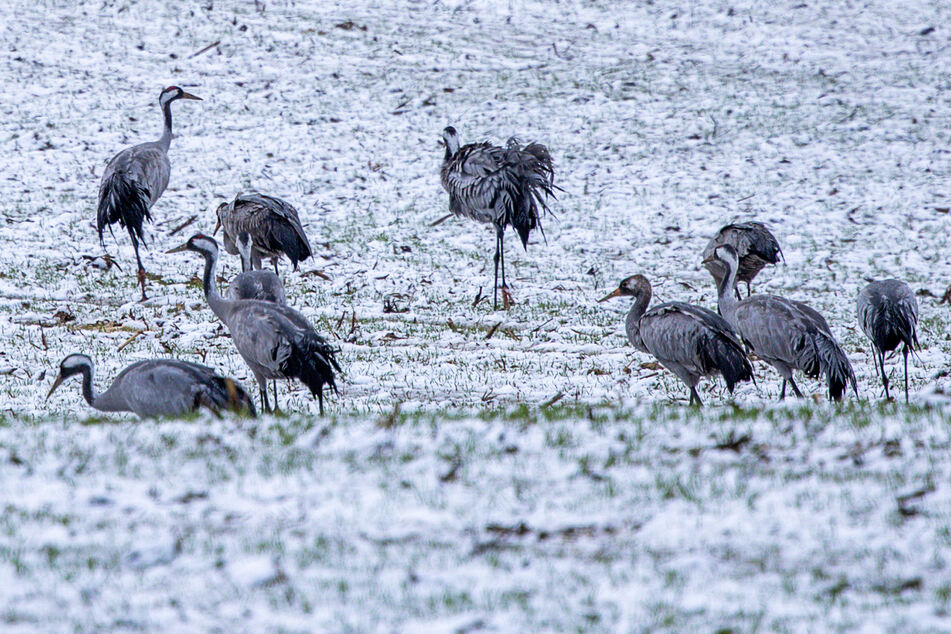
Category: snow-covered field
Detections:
[{"x1": 2, "y1": 0, "x2": 951, "y2": 630}]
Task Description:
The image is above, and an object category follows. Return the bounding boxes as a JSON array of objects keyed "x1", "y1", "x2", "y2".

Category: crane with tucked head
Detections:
[
  {"x1": 702, "y1": 222, "x2": 782, "y2": 298},
  {"x1": 168, "y1": 234, "x2": 340, "y2": 415},
  {"x1": 46, "y1": 353, "x2": 255, "y2": 418},
  {"x1": 599, "y1": 275, "x2": 753, "y2": 406},
  {"x1": 705, "y1": 244, "x2": 857, "y2": 401},
  {"x1": 97, "y1": 86, "x2": 201, "y2": 300},
  {"x1": 215, "y1": 192, "x2": 312, "y2": 275},
  {"x1": 228, "y1": 231, "x2": 287, "y2": 305},
  {"x1": 856, "y1": 279, "x2": 920, "y2": 403},
  {"x1": 439, "y1": 126, "x2": 557, "y2": 309}
]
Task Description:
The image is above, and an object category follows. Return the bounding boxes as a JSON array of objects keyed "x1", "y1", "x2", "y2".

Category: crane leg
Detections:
[
  {"x1": 903, "y1": 347, "x2": 910, "y2": 404},
  {"x1": 259, "y1": 383, "x2": 271, "y2": 414},
  {"x1": 272, "y1": 380, "x2": 279, "y2": 413},
  {"x1": 317, "y1": 388, "x2": 325, "y2": 416},
  {"x1": 133, "y1": 241, "x2": 148, "y2": 301},
  {"x1": 492, "y1": 231, "x2": 501, "y2": 309},
  {"x1": 746, "y1": 282, "x2": 752, "y2": 298},
  {"x1": 879, "y1": 350, "x2": 891, "y2": 401},
  {"x1": 734, "y1": 286, "x2": 742, "y2": 301},
  {"x1": 780, "y1": 379, "x2": 786, "y2": 400},
  {"x1": 497, "y1": 226, "x2": 512, "y2": 310},
  {"x1": 788, "y1": 377, "x2": 804, "y2": 398},
  {"x1": 273, "y1": 259, "x2": 279, "y2": 275},
  {"x1": 689, "y1": 387, "x2": 703, "y2": 407}
]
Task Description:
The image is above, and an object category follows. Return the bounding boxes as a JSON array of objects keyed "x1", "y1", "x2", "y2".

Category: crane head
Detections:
[
  {"x1": 167, "y1": 233, "x2": 218, "y2": 257},
  {"x1": 212, "y1": 202, "x2": 231, "y2": 236},
  {"x1": 159, "y1": 86, "x2": 203, "y2": 106},
  {"x1": 441, "y1": 126, "x2": 460, "y2": 155},
  {"x1": 599, "y1": 275, "x2": 651, "y2": 303},
  {"x1": 47, "y1": 353, "x2": 93, "y2": 400},
  {"x1": 702, "y1": 244, "x2": 740, "y2": 271}
]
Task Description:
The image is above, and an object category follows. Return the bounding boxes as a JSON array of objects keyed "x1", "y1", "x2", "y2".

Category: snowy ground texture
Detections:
[{"x1": 2, "y1": 0, "x2": 951, "y2": 630}]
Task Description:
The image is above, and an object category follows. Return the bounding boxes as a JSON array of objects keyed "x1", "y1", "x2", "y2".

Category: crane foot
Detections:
[
  {"x1": 137, "y1": 268, "x2": 148, "y2": 302},
  {"x1": 501, "y1": 286, "x2": 513, "y2": 311}
]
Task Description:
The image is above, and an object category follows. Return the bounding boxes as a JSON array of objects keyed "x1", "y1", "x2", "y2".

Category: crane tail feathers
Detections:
[
  {"x1": 703, "y1": 336, "x2": 754, "y2": 393},
  {"x1": 97, "y1": 171, "x2": 153, "y2": 247},
  {"x1": 815, "y1": 334, "x2": 857, "y2": 401},
  {"x1": 506, "y1": 141, "x2": 557, "y2": 249},
  {"x1": 270, "y1": 222, "x2": 312, "y2": 270},
  {"x1": 203, "y1": 377, "x2": 257, "y2": 417},
  {"x1": 285, "y1": 334, "x2": 341, "y2": 406}
]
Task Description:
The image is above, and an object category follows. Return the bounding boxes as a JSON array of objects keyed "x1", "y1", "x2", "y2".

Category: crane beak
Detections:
[
  {"x1": 212, "y1": 218, "x2": 221, "y2": 236},
  {"x1": 179, "y1": 91, "x2": 202, "y2": 101},
  {"x1": 166, "y1": 242, "x2": 189, "y2": 254},
  {"x1": 46, "y1": 373, "x2": 65, "y2": 400},
  {"x1": 700, "y1": 254, "x2": 715, "y2": 265},
  {"x1": 598, "y1": 288, "x2": 623, "y2": 302}
]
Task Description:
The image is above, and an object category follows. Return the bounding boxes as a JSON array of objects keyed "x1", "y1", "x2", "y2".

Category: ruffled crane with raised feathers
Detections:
[{"x1": 439, "y1": 126, "x2": 557, "y2": 309}]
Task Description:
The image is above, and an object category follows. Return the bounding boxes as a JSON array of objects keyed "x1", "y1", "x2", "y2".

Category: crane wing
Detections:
[{"x1": 103, "y1": 142, "x2": 170, "y2": 206}]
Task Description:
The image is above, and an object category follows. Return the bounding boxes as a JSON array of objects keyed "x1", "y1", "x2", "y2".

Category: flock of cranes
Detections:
[{"x1": 46, "y1": 85, "x2": 923, "y2": 418}]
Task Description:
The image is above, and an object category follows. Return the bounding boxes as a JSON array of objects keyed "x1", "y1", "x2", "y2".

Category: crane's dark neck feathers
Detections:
[
  {"x1": 624, "y1": 284, "x2": 652, "y2": 352},
  {"x1": 63, "y1": 361, "x2": 97, "y2": 407},
  {"x1": 78, "y1": 364, "x2": 97, "y2": 407},
  {"x1": 194, "y1": 243, "x2": 231, "y2": 321},
  {"x1": 160, "y1": 97, "x2": 174, "y2": 150}
]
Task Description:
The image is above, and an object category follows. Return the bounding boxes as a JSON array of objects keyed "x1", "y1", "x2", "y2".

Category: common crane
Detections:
[
  {"x1": 705, "y1": 244, "x2": 857, "y2": 401},
  {"x1": 439, "y1": 126, "x2": 556, "y2": 309},
  {"x1": 214, "y1": 192, "x2": 312, "y2": 274},
  {"x1": 857, "y1": 279, "x2": 920, "y2": 403},
  {"x1": 599, "y1": 275, "x2": 753, "y2": 406},
  {"x1": 228, "y1": 231, "x2": 288, "y2": 410},
  {"x1": 97, "y1": 86, "x2": 201, "y2": 300},
  {"x1": 702, "y1": 222, "x2": 782, "y2": 298},
  {"x1": 168, "y1": 234, "x2": 339, "y2": 414},
  {"x1": 46, "y1": 353, "x2": 254, "y2": 418}
]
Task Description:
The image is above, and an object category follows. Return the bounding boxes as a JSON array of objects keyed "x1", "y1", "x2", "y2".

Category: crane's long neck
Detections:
[
  {"x1": 239, "y1": 246, "x2": 252, "y2": 273},
  {"x1": 78, "y1": 365, "x2": 99, "y2": 408},
  {"x1": 716, "y1": 260, "x2": 741, "y2": 326},
  {"x1": 625, "y1": 293, "x2": 651, "y2": 353},
  {"x1": 159, "y1": 99, "x2": 173, "y2": 151},
  {"x1": 200, "y1": 249, "x2": 232, "y2": 322}
]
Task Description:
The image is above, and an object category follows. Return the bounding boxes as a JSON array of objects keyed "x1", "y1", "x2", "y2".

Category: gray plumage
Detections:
[
  {"x1": 215, "y1": 192, "x2": 312, "y2": 273},
  {"x1": 702, "y1": 222, "x2": 782, "y2": 298},
  {"x1": 707, "y1": 244, "x2": 857, "y2": 401},
  {"x1": 439, "y1": 126, "x2": 557, "y2": 309},
  {"x1": 228, "y1": 231, "x2": 288, "y2": 410},
  {"x1": 857, "y1": 279, "x2": 920, "y2": 403},
  {"x1": 169, "y1": 234, "x2": 339, "y2": 415},
  {"x1": 46, "y1": 353, "x2": 255, "y2": 418},
  {"x1": 599, "y1": 275, "x2": 753, "y2": 406},
  {"x1": 228, "y1": 232, "x2": 287, "y2": 305},
  {"x1": 97, "y1": 86, "x2": 201, "y2": 300}
]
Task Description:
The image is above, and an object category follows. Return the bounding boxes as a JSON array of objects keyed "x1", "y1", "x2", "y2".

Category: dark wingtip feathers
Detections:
[
  {"x1": 703, "y1": 335, "x2": 754, "y2": 393},
  {"x1": 270, "y1": 221, "x2": 312, "y2": 269},
  {"x1": 283, "y1": 333, "x2": 341, "y2": 412},
  {"x1": 97, "y1": 171, "x2": 152, "y2": 248},
  {"x1": 815, "y1": 334, "x2": 857, "y2": 401},
  {"x1": 506, "y1": 140, "x2": 557, "y2": 249}
]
